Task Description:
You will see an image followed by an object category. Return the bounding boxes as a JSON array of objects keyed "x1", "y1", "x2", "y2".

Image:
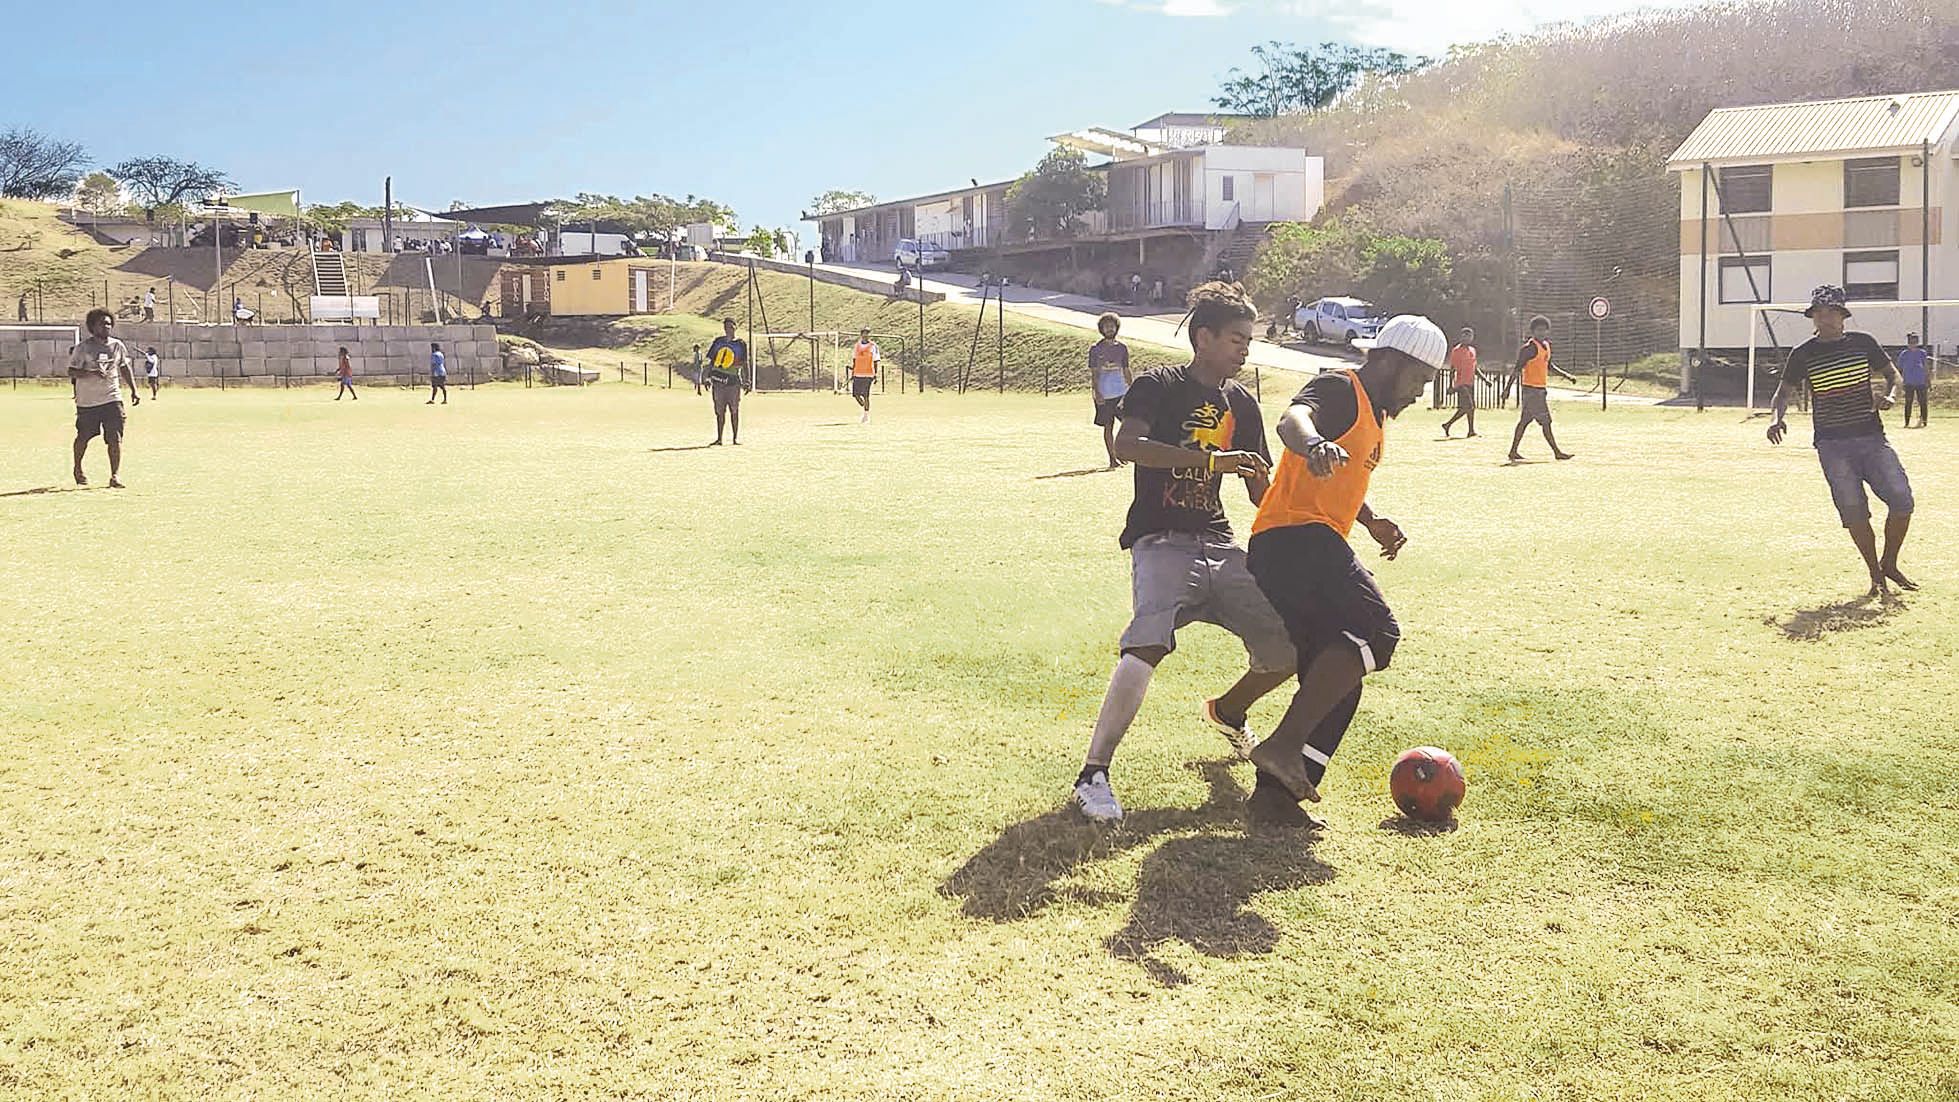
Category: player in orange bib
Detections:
[
  {"x1": 849, "y1": 327, "x2": 880, "y2": 424},
  {"x1": 1508, "y1": 314, "x2": 1577, "y2": 462},
  {"x1": 1243, "y1": 315, "x2": 1443, "y2": 827}
]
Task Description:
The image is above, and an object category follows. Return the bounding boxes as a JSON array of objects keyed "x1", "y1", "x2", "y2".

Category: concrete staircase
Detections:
[
  {"x1": 311, "y1": 250, "x2": 350, "y2": 297},
  {"x1": 1211, "y1": 222, "x2": 1273, "y2": 279}
]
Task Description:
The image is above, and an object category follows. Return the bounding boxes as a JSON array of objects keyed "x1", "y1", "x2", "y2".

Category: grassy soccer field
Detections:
[{"x1": 1, "y1": 380, "x2": 1954, "y2": 1100}]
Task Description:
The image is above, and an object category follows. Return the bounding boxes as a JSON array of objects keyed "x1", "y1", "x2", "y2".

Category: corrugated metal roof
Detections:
[{"x1": 1667, "y1": 90, "x2": 1959, "y2": 168}]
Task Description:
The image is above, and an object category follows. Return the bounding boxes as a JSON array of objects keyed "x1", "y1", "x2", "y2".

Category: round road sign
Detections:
[{"x1": 1588, "y1": 296, "x2": 1611, "y2": 320}]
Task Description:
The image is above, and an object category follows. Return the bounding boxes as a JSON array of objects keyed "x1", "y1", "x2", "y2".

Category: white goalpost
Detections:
[
  {"x1": 752, "y1": 331, "x2": 843, "y2": 392},
  {"x1": 1745, "y1": 299, "x2": 1959, "y2": 412}
]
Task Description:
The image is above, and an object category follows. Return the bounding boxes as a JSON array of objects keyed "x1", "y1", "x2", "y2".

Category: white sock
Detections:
[{"x1": 1084, "y1": 654, "x2": 1154, "y2": 770}]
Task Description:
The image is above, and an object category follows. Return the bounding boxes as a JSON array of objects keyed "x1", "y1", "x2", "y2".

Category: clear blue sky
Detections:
[{"x1": 10, "y1": 0, "x2": 1680, "y2": 234}]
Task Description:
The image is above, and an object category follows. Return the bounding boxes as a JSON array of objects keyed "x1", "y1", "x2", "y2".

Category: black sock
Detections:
[
  {"x1": 1303, "y1": 755, "x2": 1328, "y2": 787},
  {"x1": 1076, "y1": 765, "x2": 1107, "y2": 787}
]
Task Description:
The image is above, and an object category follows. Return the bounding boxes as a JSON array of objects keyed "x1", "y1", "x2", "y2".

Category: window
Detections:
[
  {"x1": 1221, "y1": 175, "x2": 1235, "y2": 201},
  {"x1": 1843, "y1": 249, "x2": 1899, "y2": 300},
  {"x1": 1718, "y1": 257, "x2": 1771, "y2": 303},
  {"x1": 555, "y1": 270, "x2": 565, "y2": 282},
  {"x1": 1844, "y1": 157, "x2": 1900, "y2": 208},
  {"x1": 1717, "y1": 165, "x2": 1772, "y2": 213}
]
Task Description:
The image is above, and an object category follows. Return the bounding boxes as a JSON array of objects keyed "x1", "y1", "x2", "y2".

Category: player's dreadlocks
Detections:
[{"x1": 1185, "y1": 281, "x2": 1256, "y2": 351}]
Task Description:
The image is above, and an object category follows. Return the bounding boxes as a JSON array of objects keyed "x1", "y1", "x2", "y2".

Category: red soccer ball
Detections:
[{"x1": 1389, "y1": 747, "x2": 1466, "y2": 822}]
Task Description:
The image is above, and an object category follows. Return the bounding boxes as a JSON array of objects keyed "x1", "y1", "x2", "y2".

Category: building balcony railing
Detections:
[{"x1": 1109, "y1": 198, "x2": 1205, "y2": 233}]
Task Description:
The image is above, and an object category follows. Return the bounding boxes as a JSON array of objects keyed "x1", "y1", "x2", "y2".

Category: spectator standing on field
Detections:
[
  {"x1": 143, "y1": 347, "x2": 160, "y2": 399},
  {"x1": 1897, "y1": 333, "x2": 1929, "y2": 428},
  {"x1": 68, "y1": 308, "x2": 139, "y2": 488},
  {"x1": 427, "y1": 343, "x2": 448, "y2": 404},
  {"x1": 699, "y1": 318, "x2": 749, "y2": 445},
  {"x1": 1089, "y1": 312, "x2": 1133, "y2": 468}
]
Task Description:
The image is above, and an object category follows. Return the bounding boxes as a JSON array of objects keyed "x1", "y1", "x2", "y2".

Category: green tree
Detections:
[
  {"x1": 108, "y1": 156, "x2": 234, "y2": 207},
  {"x1": 808, "y1": 189, "x2": 876, "y2": 216},
  {"x1": 74, "y1": 172, "x2": 124, "y2": 215},
  {"x1": 742, "y1": 225, "x2": 789, "y2": 258},
  {"x1": 1214, "y1": 41, "x2": 1428, "y2": 118},
  {"x1": 1356, "y1": 233, "x2": 1455, "y2": 314},
  {"x1": 304, "y1": 201, "x2": 387, "y2": 237},
  {"x1": 1243, "y1": 213, "x2": 1376, "y2": 308},
  {"x1": 1003, "y1": 147, "x2": 1105, "y2": 242}
]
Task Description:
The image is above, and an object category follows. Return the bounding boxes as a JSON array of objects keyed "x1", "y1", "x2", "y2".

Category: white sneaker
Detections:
[
  {"x1": 1202, "y1": 699, "x2": 1256, "y2": 760},
  {"x1": 1073, "y1": 771, "x2": 1123, "y2": 822}
]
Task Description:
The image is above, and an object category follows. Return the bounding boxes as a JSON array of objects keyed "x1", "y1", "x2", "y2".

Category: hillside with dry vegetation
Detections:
[{"x1": 1236, "y1": 0, "x2": 1959, "y2": 369}]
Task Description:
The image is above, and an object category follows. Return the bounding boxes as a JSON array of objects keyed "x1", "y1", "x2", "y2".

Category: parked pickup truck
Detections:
[{"x1": 1293, "y1": 297, "x2": 1387, "y2": 345}]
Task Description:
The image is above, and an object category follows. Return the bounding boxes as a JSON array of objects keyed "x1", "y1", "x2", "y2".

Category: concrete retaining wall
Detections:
[{"x1": 0, "y1": 323, "x2": 504, "y2": 387}]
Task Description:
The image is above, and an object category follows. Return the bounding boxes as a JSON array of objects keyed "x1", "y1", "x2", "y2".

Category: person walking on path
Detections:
[
  {"x1": 427, "y1": 343, "x2": 448, "y2": 404},
  {"x1": 67, "y1": 308, "x2": 139, "y2": 488},
  {"x1": 1508, "y1": 315, "x2": 1577, "y2": 462},
  {"x1": 1898, "y1": 333, "x2": 1930, "y2": 428},
  {"x1": 143, "y1": 287, "x2": 156, "y2": 323},
  {"x1": 143, "y1": 347, "x2": 160, "y2": 399},
  {"x1": 1071, "y1": 283, "x2": 1296, "y2": 824},
  {"x1": 1767, "y1": 285, "x2": 1916, "y2": 595},
  {"x1": 17, "y1": 292, "x2": 27, "y2": 322},
  {"x1": 700, "y1": 319, "x2": 749, "y2": 445},
  {"x1": 334, "y1": 346, "x2": 358, "y2": 400},
  {"x1": 1242, "y1": 315, "x2": 1441, "y2": 828},
  {"x1": 849, "y1": 327, "x2": 880, "y2": 424},
  {"x1": 1089, "y1": 312, "x2": 1133, "y2": 468}
]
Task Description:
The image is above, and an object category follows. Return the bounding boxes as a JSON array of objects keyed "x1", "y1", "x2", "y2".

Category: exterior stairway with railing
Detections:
[{"x1": 311, "y1": 249, "x2": 350, "y2": 298}]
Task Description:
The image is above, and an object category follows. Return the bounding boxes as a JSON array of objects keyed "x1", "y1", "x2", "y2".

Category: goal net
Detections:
[
  {"x1": 1744, "y1": 299, "x2": 1958, "y2": 412},
  {"x1": 749, "y1": 331, "x2": 843, "y2": 393}
]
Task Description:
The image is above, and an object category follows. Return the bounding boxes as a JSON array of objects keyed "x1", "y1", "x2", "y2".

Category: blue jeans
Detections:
[{"x1": 1816, "y1": 434, "x2": 1913, "y2": 526}]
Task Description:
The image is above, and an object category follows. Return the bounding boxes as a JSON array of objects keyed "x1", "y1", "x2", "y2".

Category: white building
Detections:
[
  {"x1": 810, "y1": 113, "x2": 1322, "y2": 279},
  {"x1": 1668, "y1": 89, "x2": 1959, "y2": 363}
]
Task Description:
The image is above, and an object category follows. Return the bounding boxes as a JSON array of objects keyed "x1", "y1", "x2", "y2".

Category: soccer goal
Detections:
[
  {"x1": 1744, "y1": 299, "x2": 1958, "y2": 412},
  {"x1": 751, "y1": 331, "x2": 843, "y2": 393}
]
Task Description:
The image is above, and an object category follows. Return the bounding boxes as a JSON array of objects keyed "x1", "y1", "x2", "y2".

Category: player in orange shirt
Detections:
[
  {"x1": 1242, "y1": 315, "x2": 1441, "y2": 827},
  {"x1": 1440, "y1": 326, "x2": 1488, "y2": 438},
  {"x1": 1509, "y1": 315, "x2": 1577, "y2": 462},
  {"x1": 849, "y1": 327, "x2": 880, "y2": 424}
]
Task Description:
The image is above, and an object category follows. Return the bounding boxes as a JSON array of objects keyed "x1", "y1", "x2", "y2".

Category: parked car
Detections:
[
  {"x1": 1293, "y1": 297, "x2": 1387, "y2": 345},
  {"x1": 894, "y1": 238, "x2": 950, "y2": 270}
]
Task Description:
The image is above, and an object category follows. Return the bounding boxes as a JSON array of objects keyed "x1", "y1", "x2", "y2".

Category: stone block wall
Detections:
[{"x1": 0, "y1": 323, "x2": 504, "y2": 387}]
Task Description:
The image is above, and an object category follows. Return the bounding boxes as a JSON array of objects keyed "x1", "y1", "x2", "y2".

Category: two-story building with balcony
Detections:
[
  {"x1": 809, "y1": 114, "x2": 1322, "y2": 296},
  {"x1": 1669, "y1": 90, "x2": 1958, "y2": 388}
]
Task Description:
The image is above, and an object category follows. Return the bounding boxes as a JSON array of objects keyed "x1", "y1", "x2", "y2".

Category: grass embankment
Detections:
[
  {"x1": 1, "y1": 386, "x2": 1955, "y2": 1099},
  {"x1": 528, "y1": 261, "x2": 1197, "y2": 394}
]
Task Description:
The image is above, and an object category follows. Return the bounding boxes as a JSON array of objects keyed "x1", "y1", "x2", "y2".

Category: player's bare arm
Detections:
[
  {"x1": 1767, "y1": 375, "x2": 1794, "y2": 444},
  {"x1": 1358, "y1": 502, "x2": 1406, "y2": 560},
  {"x1": 1276, "y1": 405, "x2": 1347, "y2": 477},
  {"x1": 1112, "y1": 416, "x2": 1266, "y2": 477}
]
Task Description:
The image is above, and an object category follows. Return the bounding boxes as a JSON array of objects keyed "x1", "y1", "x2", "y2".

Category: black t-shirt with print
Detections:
[
  {"x1": 1116, "y1": 364, "x2": 1270, "y2": 549},
  {"x1": 1782, "y1": 331, "x2": 1888, "y2": 442}
]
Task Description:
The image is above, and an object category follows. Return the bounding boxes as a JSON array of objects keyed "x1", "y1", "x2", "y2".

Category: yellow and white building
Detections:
[{"x1": 1669, "y1": 90, "x2": 1959, "y2": 363}]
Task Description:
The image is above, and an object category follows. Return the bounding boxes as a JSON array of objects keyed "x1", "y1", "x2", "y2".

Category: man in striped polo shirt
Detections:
[{"x1": 1768, "y1": 285, "x2": 1916, "y2": 595}]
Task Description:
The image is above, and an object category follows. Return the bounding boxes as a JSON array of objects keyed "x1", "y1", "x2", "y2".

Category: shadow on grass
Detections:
[
  {"x1": 1104, "y1": 826, "x2": 1332, "y2": 987},
  {"x1": 647, "y1": 444, "x2": 720, "y2": 453},
  {"x1": 942, "y1": 760, "x2": 1332, "y2": 987},
  {"x1": 1771, "y1": 591, "x2": 1905, "y2": 641},
  {"x1": 0, "y1": 485, "x2": 90, "y2": 498},
  {"x1": 940, "y1": 760, "x2": 1245, "y2": 922},
  {"x1": 1377, "y1": 816, "x2": 1458, "y2": 836},
  {"x1": 1034, "y1": 466, "x2": 1119, "y2": 480}
]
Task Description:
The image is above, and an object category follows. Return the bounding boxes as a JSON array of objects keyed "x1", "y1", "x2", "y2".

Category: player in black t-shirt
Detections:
[
  {"x1": 1768, "y1": 285, "x2": 1916, "y2": 594},
  {"x1": 1071, "y1": 283, "x2": 1297, "y2": 824}
]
